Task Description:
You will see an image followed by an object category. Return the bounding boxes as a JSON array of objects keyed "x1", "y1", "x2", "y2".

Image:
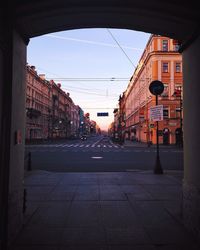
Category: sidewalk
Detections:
[
  {"x1": 9, "y1": 170, "x2": 199, "y2": 250},
  {"x1": 123, "y1": 140, "x2": 183, "y2": 149}
]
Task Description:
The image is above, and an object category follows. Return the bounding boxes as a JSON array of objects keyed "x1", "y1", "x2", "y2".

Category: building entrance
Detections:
[
  {"x1": 175, "y1": 128, "x2": 182, "y2": 146},
  {"x1": 163, "y1": 128, "x2": 169, "y2": 145}
]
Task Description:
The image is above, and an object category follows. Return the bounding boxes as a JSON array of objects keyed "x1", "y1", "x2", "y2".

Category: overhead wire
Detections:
[
  {"x1": 29, "y1": 30, "x2": 142, "y2": 103},
  {"x1": 106, "y1": 29, "x2": 137, "y2": 69},
  {"x1": 62, "y1": 88, "x2": 119, "y2": 97},
  {"x1": 46, "y1": 77, "x2": 129, "y2": 82}
]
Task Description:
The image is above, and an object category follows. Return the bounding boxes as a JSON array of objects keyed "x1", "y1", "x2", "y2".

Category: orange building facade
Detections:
[{"x1": 122, "y1": 35, "x2": 183, "y2": 145}]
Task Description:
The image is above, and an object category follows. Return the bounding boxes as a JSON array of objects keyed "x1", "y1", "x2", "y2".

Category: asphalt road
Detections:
[{"x1": 25, "y1": 135, "x2": 183, "y2": 172}]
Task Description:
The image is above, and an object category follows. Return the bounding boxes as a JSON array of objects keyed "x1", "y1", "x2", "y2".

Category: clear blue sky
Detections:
[{"x1": 27, "y1": 28, "x2": 151, "y2": 131}]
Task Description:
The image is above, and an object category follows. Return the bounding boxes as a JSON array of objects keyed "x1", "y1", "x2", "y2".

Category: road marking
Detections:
[{"x1": 91, "y1": 156, "x2": 103, "y2": 159}]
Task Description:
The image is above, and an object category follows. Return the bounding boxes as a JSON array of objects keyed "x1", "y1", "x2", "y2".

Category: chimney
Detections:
[
  {"x1": 30, "y1": 65, "x2": 36, "y2": 71},
  {"x1": 49, "y1": 80, "x2": 54, "y2": 85},
  {"x1": 39, "y1": 74, "x2": 45, "y2": 80}
]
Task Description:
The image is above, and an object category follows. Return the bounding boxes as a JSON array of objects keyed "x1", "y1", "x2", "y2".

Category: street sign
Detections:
[
  {"x1": 149, "y1": 80, "x2": 164, "y2": 95},
  {"x1": 97, "y1": 112, "x2": 109, "y2": 117},
  {"x1": 149, "y1": 105, "x2": 163, "y2": 121}
]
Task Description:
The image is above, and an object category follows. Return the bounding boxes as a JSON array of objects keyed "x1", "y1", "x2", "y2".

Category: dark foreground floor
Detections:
[{"x1": 9, "y1": 170, "x2": 200, "y2": 250}]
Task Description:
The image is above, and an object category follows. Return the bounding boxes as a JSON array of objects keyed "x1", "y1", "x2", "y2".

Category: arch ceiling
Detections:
[{"x1": 4, "y1": 0, "x2": 200, "y2": 43}]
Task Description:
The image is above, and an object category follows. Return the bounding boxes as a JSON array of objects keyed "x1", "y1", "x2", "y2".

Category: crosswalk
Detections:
[
  {"x1": 25, "y1": 143, "x2": 125, "y2": 152},
  {"x1": 26, "y1": 143, "x2": 123, "y2": 148},
  {"x1": 25, "y1": 142, "x2": 182, "y2": 153}
]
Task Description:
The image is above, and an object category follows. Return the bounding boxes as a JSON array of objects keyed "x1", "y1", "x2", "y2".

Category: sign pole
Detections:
[
  {"x1": 154, "y1": 94, "x2": 163, "y2": 174},
  {"x1": 149, "y1": 80, "x2": 164, "y2": 175}
]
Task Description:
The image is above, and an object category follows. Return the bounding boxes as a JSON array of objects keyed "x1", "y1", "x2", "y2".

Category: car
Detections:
[{"x1": 80, "y1": 135, "x2": 87, "y2": 141}]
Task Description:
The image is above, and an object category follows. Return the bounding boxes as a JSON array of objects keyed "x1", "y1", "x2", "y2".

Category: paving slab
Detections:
[{"x1": 9, "y1": 170, "x2": 200, "y2": 250}]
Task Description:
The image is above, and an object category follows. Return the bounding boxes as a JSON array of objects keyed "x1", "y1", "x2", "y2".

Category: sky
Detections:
[{"x1": 27, "y1": 28, "x2": 151, "y2": 131}]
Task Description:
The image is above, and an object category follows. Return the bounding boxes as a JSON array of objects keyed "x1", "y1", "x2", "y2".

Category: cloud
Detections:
[{"x1": 45, "y1": 34, "x2": 143, "y2": 51}]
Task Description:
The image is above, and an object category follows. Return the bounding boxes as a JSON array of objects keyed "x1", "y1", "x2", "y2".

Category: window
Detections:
[
  {"x1": 163, "y1": 107, "x2": 169, "y2": 118},
  {"x1": 176, "y1": 107, "x2": 181, "y2": 118},
  {"x1": 162, "y1": 62, "x2": 169, "y2": 73},
  {"x1": 162, "y1": 40, "x2": 168, "y2": 51},
  {"x1": 175, "y1": 83, "x2": 182, "y2": 89},
  {"x1": 174, "y1": 44, "x2": 180, "y2": 51},
  {"x1": 173, "y1": 40, "x2": 180, "y2": 51},
  {"x1": 161, "y1": 84, "x2": 169, "y2": 97},
  {"x1": 174, "y1": 84, "x2": 182, "y2": 97},
  {"x1": 175, "y1": 62, "x2": 181, "y2": 73}
]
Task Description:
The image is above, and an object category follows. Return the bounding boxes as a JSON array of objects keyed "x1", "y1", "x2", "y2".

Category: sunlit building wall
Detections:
[{"x1": 124, "y1": 34, "x2": 183, "y2": 145}]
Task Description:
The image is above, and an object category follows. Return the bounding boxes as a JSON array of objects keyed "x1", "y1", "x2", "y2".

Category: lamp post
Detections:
[
  {"x1": 179, "y1": 86, "x2": 183, "y2": 147},
  {"x1": 173, "y1": 86, "x2": 183, "y2": 147},
  {"x1": 149, "y1": 80, "x2": 164, "y2": 175}
]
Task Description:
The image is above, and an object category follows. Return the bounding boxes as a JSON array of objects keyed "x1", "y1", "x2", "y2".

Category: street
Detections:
[{"x1": 25, "y1": 135, "x2": 183, "y2": 172}]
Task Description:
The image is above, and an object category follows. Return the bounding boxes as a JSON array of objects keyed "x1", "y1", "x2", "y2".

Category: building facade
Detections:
[
  {"x1": 26, "y1": 65, "x2": 51, "y2": 140},
  {"x1": 25, "y1": 65, "x2": 85, "y2": 141},
  {"x1": 118, "y1": 35, "x2": 183, "y2": 145}
]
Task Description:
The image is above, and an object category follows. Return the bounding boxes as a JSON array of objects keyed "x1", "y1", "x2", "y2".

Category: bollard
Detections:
[
  {"x1": 23, "y1": 188, "x2": 27, "y2": 214},
  {"x1": 28, "y1": 152, "x2": 32, "y2": 171}
]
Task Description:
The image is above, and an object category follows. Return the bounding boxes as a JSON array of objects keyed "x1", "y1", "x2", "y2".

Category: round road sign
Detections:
[{"x1": 149, "y1": 80, "x2": 164, "y2": 95}]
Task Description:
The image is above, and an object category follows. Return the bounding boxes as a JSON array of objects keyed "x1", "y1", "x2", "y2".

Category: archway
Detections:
[{"x1": 1, "y1": 1, "x2": 200, "y2": 247}]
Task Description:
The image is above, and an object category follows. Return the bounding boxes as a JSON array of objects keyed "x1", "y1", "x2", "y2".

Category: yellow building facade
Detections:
[{"x1": 124, "y1": 35, "x2": 183, "y2": 145}]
